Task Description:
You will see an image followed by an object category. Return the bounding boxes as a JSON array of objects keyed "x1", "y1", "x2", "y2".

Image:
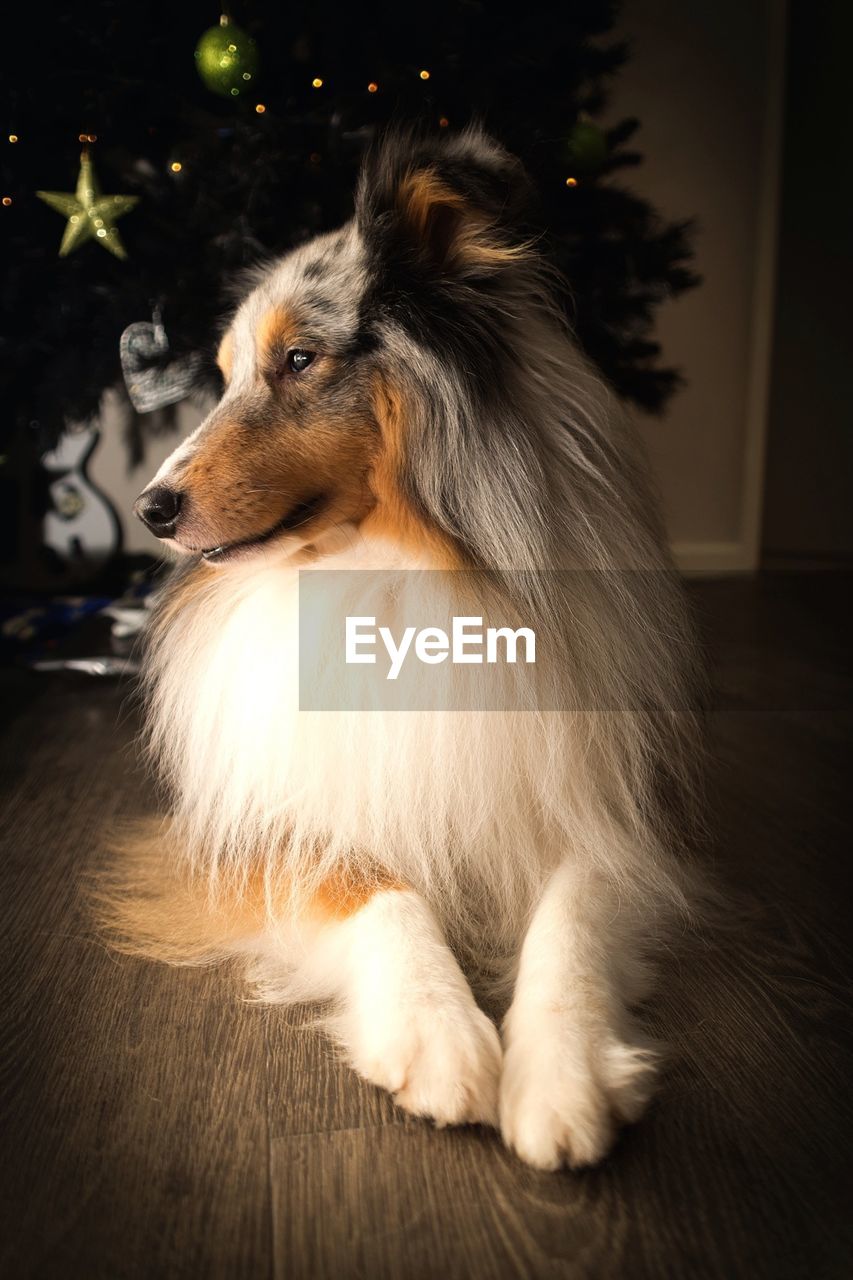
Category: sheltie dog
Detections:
[{"x1": 102, "y1": 128, "x2": 703, "y2": 1171}]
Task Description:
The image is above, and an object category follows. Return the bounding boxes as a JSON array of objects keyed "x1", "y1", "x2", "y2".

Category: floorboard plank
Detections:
[{"x1": 0, "y1": 680, "x2": 272, "y2": 1280}]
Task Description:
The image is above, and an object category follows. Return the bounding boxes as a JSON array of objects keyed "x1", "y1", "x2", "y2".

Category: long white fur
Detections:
[
  {"x1": 500, "y1": 860, "x2": 659, "y2": 1168},
  {"x1": 145, "y1": 526, "x2": 694, "y2": 972},
  {"x1": 243, "y1": 888, "x2": 503, "y2": 1127}
]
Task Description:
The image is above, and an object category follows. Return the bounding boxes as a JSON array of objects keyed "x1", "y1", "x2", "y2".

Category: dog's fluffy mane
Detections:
[{"x1": 102, "y1": 128, "x2": 704, "y2": 977}]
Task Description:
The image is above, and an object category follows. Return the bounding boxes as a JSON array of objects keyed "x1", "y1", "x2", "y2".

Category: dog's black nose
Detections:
[{"x1": 134, "y1": 485, "x2": 183, "y2": 538}]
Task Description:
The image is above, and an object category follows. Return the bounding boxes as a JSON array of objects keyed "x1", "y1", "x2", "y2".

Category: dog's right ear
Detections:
[{"x1": 355, "y1": 128, "x2": 532, "y2": 280}]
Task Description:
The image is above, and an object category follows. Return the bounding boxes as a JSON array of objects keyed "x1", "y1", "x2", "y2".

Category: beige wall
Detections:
[
  {"x1": 611, "y1": 0, "x2": 785, "y2": 569},
  {"x1": 93, "y1": 1, "x2": 785, "y2": 569}
]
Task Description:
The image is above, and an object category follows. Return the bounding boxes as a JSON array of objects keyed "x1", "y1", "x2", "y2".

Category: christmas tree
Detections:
[{"x1": 2, "y1": 1, "x2": 698, "y2": 465}]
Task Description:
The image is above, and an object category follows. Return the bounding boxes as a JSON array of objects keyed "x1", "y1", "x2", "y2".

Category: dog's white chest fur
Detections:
[{"x1": 148, "y1": 535, "x2": 557, "y2": 942}]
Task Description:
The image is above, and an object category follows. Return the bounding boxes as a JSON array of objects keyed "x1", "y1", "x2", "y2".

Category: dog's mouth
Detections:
[{"x1": 200, "y1": 494, "x2": 327, "y2": 564}]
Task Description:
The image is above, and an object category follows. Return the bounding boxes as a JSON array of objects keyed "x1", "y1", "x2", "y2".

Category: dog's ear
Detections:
[{"x1": 356, "y1": 128, "x2": 532, "y2": 278}]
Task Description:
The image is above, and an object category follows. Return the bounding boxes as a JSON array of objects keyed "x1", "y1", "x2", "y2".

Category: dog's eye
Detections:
[{"x1": 286, "y1": 348, "x2": 316, "y2": 374}]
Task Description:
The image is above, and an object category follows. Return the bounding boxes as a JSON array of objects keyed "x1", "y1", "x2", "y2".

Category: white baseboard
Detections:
[{"x1": 671, "y1": 541, "x2": 757, "y2": 575}]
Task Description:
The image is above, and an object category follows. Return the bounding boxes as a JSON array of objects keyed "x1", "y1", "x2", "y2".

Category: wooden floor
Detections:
[{"x1": 1, "y1": 573, "x2": 851, "y2": 1279}]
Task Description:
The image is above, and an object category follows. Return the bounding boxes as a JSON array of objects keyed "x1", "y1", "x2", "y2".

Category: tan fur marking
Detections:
[
  {"x1": 398, "y1": 168, "x2": 532, "y2": 271},
  {"x1": 310, "y1": 866, "x2": 404, "y2": 920},
  {"x1": 398, "y1": 169, "x2": 467, "y2": 239},
  {"x1": 179, "y1": 417, "x2": 244, "y2": 495},
  {"x1": 362, "y1": 378, "x2": 463, "y2": 568},
  {"x1": 92, "y1": 820, "x2": 402, "y2": 961},
  {"x1": 216, "y1": 332, "x2": 233, "y2": 382},
  {"x1": 256, "y1": 306, "x2": 297, "y2": 361},
  {"x1": 90, "y1": 820, "x2": 268, "y2": 965}
]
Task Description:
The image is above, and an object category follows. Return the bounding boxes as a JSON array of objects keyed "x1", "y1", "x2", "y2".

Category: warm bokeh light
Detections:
[
  {"x1": 439, "y1": 116, "x2": 449, "y2": 128},
  {"x1": 255, "y1": 103, "x2": 266, "y2": 113},
  {"x1": 368, "y1": 82, "x2": 378, "y2": 93},
  {"x1": 312, "y1": 77, "x2": 323, "y2": 88},
  {"x1": 170, "y1": 162, "x2": 183, "y2": 173},
  {"x1": 8, "y1": 134, "x2": 18, "y2": 143},
  {"x1": 419, "y1": 69, "x2": 430, "y2": 80},
  {"x1": 565, "y1": 176, "x2": 578, "y2": 187},
  {"x1": 2, "y1": 196, "x2": 12, "y2": 206}
]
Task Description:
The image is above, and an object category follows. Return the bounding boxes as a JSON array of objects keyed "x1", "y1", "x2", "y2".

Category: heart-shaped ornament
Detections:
[{"x1": 120, "y1": 316, "x2": 204, "y2": 413}]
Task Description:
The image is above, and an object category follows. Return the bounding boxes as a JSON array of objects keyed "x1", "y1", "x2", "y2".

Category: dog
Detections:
[{"x1": 102, "y1": 127, "x2": 703, "y2": 1171}]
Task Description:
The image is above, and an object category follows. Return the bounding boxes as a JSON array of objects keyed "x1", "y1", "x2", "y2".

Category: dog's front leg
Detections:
[
  {"x1": 500, "y1": 861, "x2": 659, "y2": 1170},
  {"x1": 307, "y1": 881, "x2": 501, "y2": 1127}
]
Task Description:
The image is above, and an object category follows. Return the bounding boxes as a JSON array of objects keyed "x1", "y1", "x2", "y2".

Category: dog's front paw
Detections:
[
  {"x1": 345, "y1": 995, "x2": 502, "y2": 1128},
  {"x1": 499, "y1": 1012, "x2": 658, "y2": 1170}
]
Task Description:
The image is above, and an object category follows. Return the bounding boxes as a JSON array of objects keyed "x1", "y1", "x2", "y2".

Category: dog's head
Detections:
[{"x1": 135, "y1": 128, "x2": 533, "y2": 565}]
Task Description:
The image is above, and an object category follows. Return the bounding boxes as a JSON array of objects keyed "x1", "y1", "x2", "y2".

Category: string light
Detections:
[
  {"x1": 2, "y1": 197, "x2": 12, "y2": 206},
  {"x1": 312, "y1": 77, "x2": 324, "y2": 88},
  {"x1": 419, "y1": 69, "x2": 430, "y2": 80},
  {"x1": 367, "y1": 82, "x2": 379, "y2": 93},
  {"x1": 78, "y1": 133, "x2": 97, "y2": 144},
  {"x1": 565, "y1": 177, "x2": 578, "y2": 187},
  {"x1": 255, "y1": 103, "x2": 266, "y2": 113},
  {"x1": 8, "y1": 134, "x2": 18, "y2": 143},
  {"x1": 170, "y1": 161, "x2": 183, "y2": 173}
]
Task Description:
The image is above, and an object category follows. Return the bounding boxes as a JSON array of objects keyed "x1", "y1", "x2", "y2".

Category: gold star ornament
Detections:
[{"x1": 37, "y1": 150, "x2": 139, "y2": 259}]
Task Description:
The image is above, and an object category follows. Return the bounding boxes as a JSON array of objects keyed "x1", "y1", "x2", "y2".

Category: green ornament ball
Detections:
[
  {"x1": 566, "y1": 120, "x2": 608, "y2": 173},
  {"x1": 195, "y1": 19, "x2": 259, "y2": 98}
]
